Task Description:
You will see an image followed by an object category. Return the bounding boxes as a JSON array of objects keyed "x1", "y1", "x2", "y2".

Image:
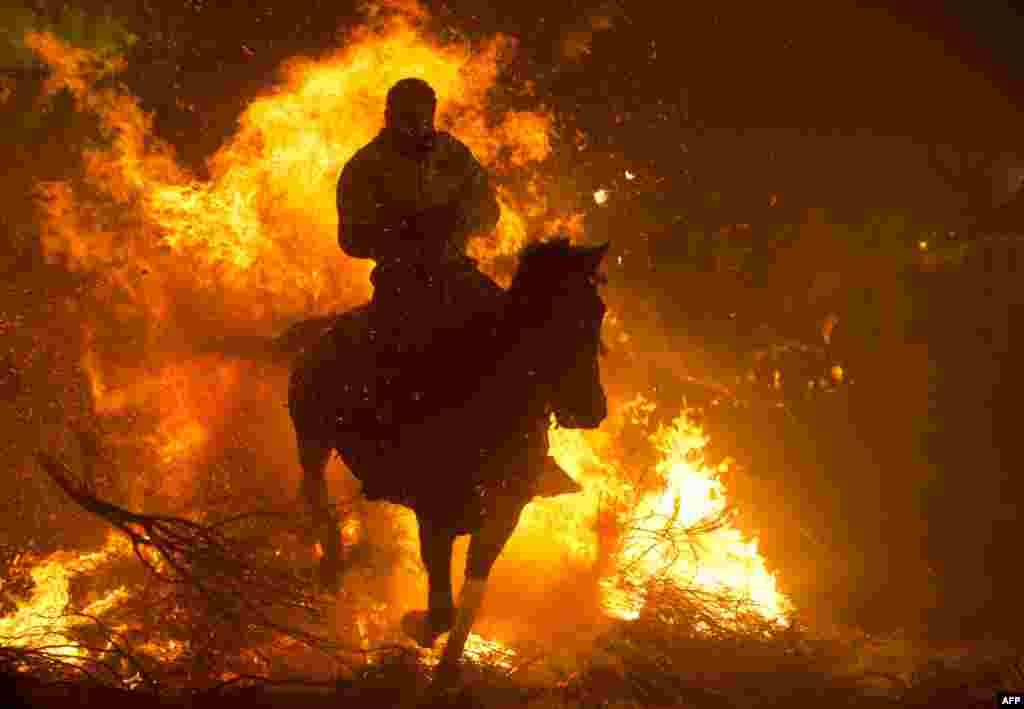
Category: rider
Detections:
[{"x1": 336, "y1": 77, "x2": 503, "y2": 349}]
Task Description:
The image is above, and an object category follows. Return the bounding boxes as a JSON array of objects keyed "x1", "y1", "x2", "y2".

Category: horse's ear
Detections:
[{"x1": 580, "y1": 242, "x2": 610, "y2": 274}]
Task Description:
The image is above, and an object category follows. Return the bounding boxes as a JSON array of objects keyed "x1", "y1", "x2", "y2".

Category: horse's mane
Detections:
[
  {"x1": 509, "y1": 237, "x2": 578, "y2": 292},
  {"x1": 518, "y1": 236, "x2": 576, "y2": 262}
]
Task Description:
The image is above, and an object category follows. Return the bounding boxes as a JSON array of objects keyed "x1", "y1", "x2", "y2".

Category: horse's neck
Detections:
[
  {"x1": 471, "y1": 299, "x2": 558, "y2": 413},
  {"x1": 393, "y1": 293, "x2": 556, "y2": 422}
]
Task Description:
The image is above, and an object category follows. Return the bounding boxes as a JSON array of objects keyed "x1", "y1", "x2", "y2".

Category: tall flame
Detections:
[
  {"x1": 534, "y1": 398, "x2": 788, "y2": 624},
  {"x1": 601, "y1": 410, "x2": 787, "y2": 622}
]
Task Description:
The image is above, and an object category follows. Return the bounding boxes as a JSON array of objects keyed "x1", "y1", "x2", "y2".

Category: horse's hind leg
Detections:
[
  {"x1": 438, "y1": 498, "x2": 526, "y2": 672},
  {"x1": 297, "y1": 435, "x2": 341, "y2": 591},
  {"x1": 402, "y1": 511, "x2": 456, "y2": 648}
]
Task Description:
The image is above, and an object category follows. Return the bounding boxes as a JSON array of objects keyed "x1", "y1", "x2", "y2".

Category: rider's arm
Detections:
[
  {"x1": 337, "y1": 160, "x2": 408, "y2": 261},
  {"x1": 452, "y1": 143, "x2": 500, "y2": 242}
]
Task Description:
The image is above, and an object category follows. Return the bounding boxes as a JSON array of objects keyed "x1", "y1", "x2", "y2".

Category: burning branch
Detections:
[
  {"x1": 35, "y1": 450, "x2": 344, "y2": 661},
  {"x1": 615, "y1": 503, "x2": 734, "y2": 581},
  {"x1": 0, "y1": 606, "x2": 161, "y2": 693}
]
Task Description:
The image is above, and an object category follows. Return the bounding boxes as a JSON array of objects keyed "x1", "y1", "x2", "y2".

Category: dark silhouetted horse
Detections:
[{"x1": 287, "y1": 238, "x2": 609, "y2": 672}]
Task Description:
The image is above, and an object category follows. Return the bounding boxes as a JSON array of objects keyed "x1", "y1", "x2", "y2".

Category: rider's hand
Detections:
[
  {"x1": 402, "y1": 205, "x2": 460, "y2": 262},
  {"x1": 410, "y1": 203, "x2": 463, "y2": 240}
]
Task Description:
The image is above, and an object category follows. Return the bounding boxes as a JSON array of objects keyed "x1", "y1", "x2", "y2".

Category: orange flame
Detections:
[
  {"x1": 0, "y1": 533, "x2": 133, "y2": 662},
  {"x1": 531, "y1": 397, "x2": 789, "y2": 625},
  {"x1": 607, "y1": 410, "x2": 788, "y2": 622}
]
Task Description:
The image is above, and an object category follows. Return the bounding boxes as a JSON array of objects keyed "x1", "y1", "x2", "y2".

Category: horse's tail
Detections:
[
  {"x1": 272, "y1": 314, "x2": 341, "y2": 361},
  {"x1": 193, "y1": 333, "x2": 286, "y2": 364},
  {"x1": 286, "y1": 305, "x2": 374, "y2": 438},
  {"x1": 191, "y1": 314, "x2": 343, "y2": 368},
  {"x1": 284, "y1": 319, "x2": 348, "y2": 438}
]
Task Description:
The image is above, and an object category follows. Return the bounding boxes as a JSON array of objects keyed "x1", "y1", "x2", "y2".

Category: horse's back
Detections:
[{"x1": 287, "y1": 304, "x2": 374, "y2": 433}]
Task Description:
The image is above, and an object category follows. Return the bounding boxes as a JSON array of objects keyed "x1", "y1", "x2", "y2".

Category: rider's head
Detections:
[{"x1": 385, "y1": 78, "x2": 437, "y2": 154}]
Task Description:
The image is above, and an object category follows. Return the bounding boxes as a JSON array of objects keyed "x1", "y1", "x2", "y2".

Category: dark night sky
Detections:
[
  {"x1": 440, "y1": 1, "x2": 1024, "y2": 129},
  {"x1": 888, "y1": 1, "x2": 1024, "y2": 109},
  {"x1": 423, "y1": 0, "x2": 1024, "y2": 228}
]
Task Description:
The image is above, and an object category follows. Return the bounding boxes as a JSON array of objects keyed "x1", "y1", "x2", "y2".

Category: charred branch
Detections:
[
  {"x1": 34, "y1": 449, "x2": 345, "y2": 661},
  {"x1": 0, "y1": 611, "x2": 158, "y2": 695}
]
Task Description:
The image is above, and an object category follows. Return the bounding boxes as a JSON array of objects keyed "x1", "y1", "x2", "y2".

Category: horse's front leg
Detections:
[
  {"x1": 438, "y1": 496, "x2": 526, "y2": 675},
  {"x1": 402, "y1": 511, "x2": 457, "y2": 648}
]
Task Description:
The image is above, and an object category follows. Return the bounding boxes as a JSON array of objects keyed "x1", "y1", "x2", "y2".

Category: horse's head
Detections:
[{"x1": 510, "y1": 238, "x2": 610, "y2": 429}]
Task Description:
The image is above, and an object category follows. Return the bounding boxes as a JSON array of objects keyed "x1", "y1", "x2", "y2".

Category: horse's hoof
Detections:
[{"x1": 401, "y1": 609, "x2": 449, "y2": 648}]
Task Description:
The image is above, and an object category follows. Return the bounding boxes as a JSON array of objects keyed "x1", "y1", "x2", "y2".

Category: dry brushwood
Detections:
[
  {"x1": 35, "y1": 451, "x2": 344, "y2": 660},
  {"x1": 0, "y1": 634, "x2": 158, "y2": 695},
  {"x1": 613, "y1": 496, "x2": 735, "y2": 582}
]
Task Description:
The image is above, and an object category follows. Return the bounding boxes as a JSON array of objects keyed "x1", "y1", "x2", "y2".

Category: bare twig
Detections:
[
  {"x1": 64, "y1": 611, "x2": 161, "y2": 693},
  {"x1": 36, "y1": 452, "x2": 341, "y2": 660}
]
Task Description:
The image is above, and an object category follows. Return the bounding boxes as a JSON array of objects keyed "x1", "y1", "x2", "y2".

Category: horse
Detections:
[{"x1": 286, "y1": 238, "x2": 609, "y2": 672}]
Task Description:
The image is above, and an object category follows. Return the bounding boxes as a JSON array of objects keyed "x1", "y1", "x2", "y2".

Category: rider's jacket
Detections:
[{"x1": 336, "y1": 130, "x2": 499, "y2": 264}]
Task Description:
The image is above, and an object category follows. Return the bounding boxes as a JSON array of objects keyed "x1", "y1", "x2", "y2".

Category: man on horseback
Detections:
[
  {"x1": 337, "y1": 77, "x2": 504, "y2": 350},
  {"x1": 312, "y1": 78, "x2": 593, "y2": 665}
]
